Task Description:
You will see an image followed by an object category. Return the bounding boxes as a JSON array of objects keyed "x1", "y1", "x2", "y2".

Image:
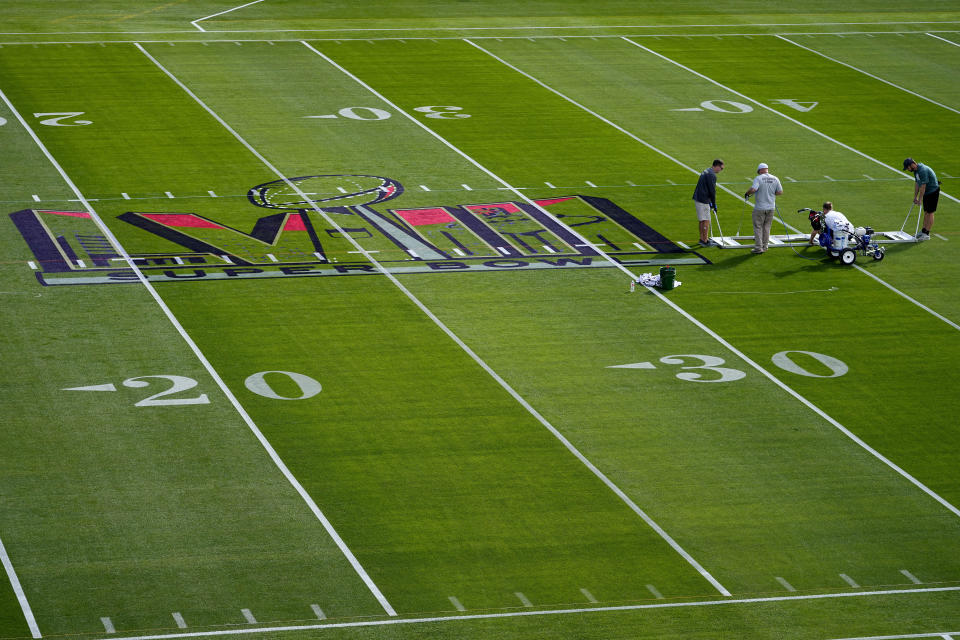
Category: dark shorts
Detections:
[{"x1": 923, "y1": 188, "x2": 940, "y2": 213}]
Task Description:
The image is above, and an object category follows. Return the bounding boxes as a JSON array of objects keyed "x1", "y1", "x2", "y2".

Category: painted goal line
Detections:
[{"x1": 91, "y1": 585, "x2": 960, "y2": 640}]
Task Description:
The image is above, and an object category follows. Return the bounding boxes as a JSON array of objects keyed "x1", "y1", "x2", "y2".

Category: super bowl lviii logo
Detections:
[{"x1": 9, "y1": 174, "x2": 707, "y2": 286}]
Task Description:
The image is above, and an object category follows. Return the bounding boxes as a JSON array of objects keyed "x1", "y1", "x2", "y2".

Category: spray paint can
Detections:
[{"x1": 630, "y1": 280, "x2": 636, "y2": 292}]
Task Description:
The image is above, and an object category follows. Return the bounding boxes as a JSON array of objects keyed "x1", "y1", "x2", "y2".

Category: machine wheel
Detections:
[
  {"x1": 840, "y1": 248, "x2": 856, "y2": 265},
  {"x1": 873, "y1": 249, "x2": 885, "y2": 261}
]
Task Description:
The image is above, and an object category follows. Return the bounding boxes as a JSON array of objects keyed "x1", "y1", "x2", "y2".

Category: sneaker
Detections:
[
  {"x1": 698, "y1": 240, "x2": 710, "y2": 247},
  {"x1": 916, "y1": 232, "x2": 930, "y2": 241},
  {"x1": 750, "y1": 248, "x2": 764, "y2": 254}
]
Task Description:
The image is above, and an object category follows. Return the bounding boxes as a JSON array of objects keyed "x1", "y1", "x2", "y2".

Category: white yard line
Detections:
[
  {"x1": 0, "y1": 534, "x2": 41, "y2": 638},
  {"x1": 927, "y1": 33, "x2": 960, "y2": 47},
  {"x1": 132, "y1": 42, "x2": 395, "y2": 617},
  {"x1": 464, "y1": 38, "x2": 960, "y2": 518},
  {"x1": 648, "y1": 285, "x2": 960, "y2": 518},
  {"x1": 3, "y1": 29, "x2": 960, "y2": 44},
  {"x1": 616, "y1": 36, "x2": 960, "y2": 331},
  {"x1": 828, "y1": 634, "x2": 960, "y2": 640},
  {"x1": 776, "y1": 35, "x2": 960, "y2": 115},
  {"x1": 472, "y1": 36, "x2": 960, "y2": 331},
  {"x1": 2, "y1": 61, "x2": 396, "y2": 620},
  {"x1": 297, "y1": 40, "x2": 730, "y2": 597},
  {"x1": 84, "y1": 585, "x2": 960, "y2": 640},
  {"x1": 190, "y1": 0, "x2": 265, "y2": 32}
]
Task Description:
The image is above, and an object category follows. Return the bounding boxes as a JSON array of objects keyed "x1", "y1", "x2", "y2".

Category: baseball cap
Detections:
[
  {"x1": 757, "y1": 163, "x2": 768, "y2": 171},
  {"x1": 903, "y1": 157, "x2": 915, "y2": 170}
]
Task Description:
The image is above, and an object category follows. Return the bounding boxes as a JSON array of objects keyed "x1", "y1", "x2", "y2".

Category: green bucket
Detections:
[{"x1": 659, "y1": 265, "x2": 676, "y2": 291}]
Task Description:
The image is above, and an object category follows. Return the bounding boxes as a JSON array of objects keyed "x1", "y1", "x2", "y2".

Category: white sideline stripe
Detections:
[
  {"x1": 134, "y1": 42, "x2": 397, "y2": 617},
  {"x1": 777, "y1": 35, "x2": 960, "y2": 115},
  {"x1": 0, "y1": 534, "x2": 40, "y2": 638},
  {"x1": 307, "y1": 39, "x2": 731, "y2": 598},
  {"x1": 3, "y1": 28, "x2": 960, "y2": 43},
  {"x1": 829, "y1": 634, "x2": 960, "y2": 640},
  {"x1": 86, "y1": 586, "x2": 960, "y2": 640},
  {"x1": 190, "y1": 0, "x2": 265, "y2": 32}
]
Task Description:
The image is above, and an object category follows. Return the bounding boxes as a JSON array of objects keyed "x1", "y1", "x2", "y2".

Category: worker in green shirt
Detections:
[{"x1": 903, "y1": 157, "x2": 940, "y2": 241}]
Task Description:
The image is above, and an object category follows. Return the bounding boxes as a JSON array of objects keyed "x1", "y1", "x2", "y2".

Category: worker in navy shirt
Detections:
[{"x1": 692, "y1": 159, "x2": 724, "y2": 246}]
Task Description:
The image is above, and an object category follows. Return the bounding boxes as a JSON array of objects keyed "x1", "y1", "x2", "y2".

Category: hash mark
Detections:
[
  {"x1": 580, "y1": 588, "x2": 598, "y2": 603},
  {"x1": 241, "y1": 609, "x2": 257, "y2": 624},
  {"x1": 839, "y1": 573, "x2": 860, "y2": 588},
  {"x1": 775, "y1": 577, "x2": 796, "y2": 592},
  {"x1": 101, "y1": 617, "x2": 116, "y2": 634},
  {"x1": 448, "y1": 596, "x2": 466, "y2": 611},
  {"x1": 172, "y1": 613, "x2": 187, "y2": 629},
  {"x1": 646, "y1": 584, "x2": 664, "y2": 599},
  {"x1": 514, "y1": 592, "x2": 533, "y2": 607},
  {"x1": 310, "y1": 604, "x2": 325, "y2": 620},
  {"x1": 900, "y1": 569, "x2": 922, "y2": 584}
]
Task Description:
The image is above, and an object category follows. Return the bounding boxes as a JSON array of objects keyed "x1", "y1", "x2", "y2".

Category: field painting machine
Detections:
[{"x1": 707, "y1": 205, "x2": 920, "y2": 265}]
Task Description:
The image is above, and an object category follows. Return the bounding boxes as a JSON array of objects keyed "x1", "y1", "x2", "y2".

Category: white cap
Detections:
[{"x1": 757, "y1": 162, "x2": 769, "y2": 171}]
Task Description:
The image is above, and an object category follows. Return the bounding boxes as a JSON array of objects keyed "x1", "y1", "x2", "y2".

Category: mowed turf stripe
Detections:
[
  {"x1": 299, "y1": 40, "x2": 960, "y2": 524},
  {"x1": 0, "y1": 43, "x2": 402, "y2": 631},
  {"x1": 313, "y1": 38, "x2": 960, "y2": 591},
  {"x1": 774, "y1": 35, "x2": 960, "y2": 115},
  {"x1": 130, "y1": 40, "x2": 731, "y2": 605},
  {"x1": 466, "y1": 36, "x2": 960, "y2": 327},
  {"x1": 298, "y1": 39, "x2": 729, "y2": 596},
  {"x1": 634, "y1": 36, "x2": 959, "y2": 196}
]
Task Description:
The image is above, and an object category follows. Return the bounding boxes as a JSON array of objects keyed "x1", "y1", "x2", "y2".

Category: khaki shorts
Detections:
[{"x1": 694, "y1": 201, "x2": 712, "y2": 222}]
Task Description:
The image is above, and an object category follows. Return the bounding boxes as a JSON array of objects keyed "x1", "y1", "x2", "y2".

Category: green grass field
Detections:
[{"x1": 2, "y1": 2, "x2": 960, "y2": 639}]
